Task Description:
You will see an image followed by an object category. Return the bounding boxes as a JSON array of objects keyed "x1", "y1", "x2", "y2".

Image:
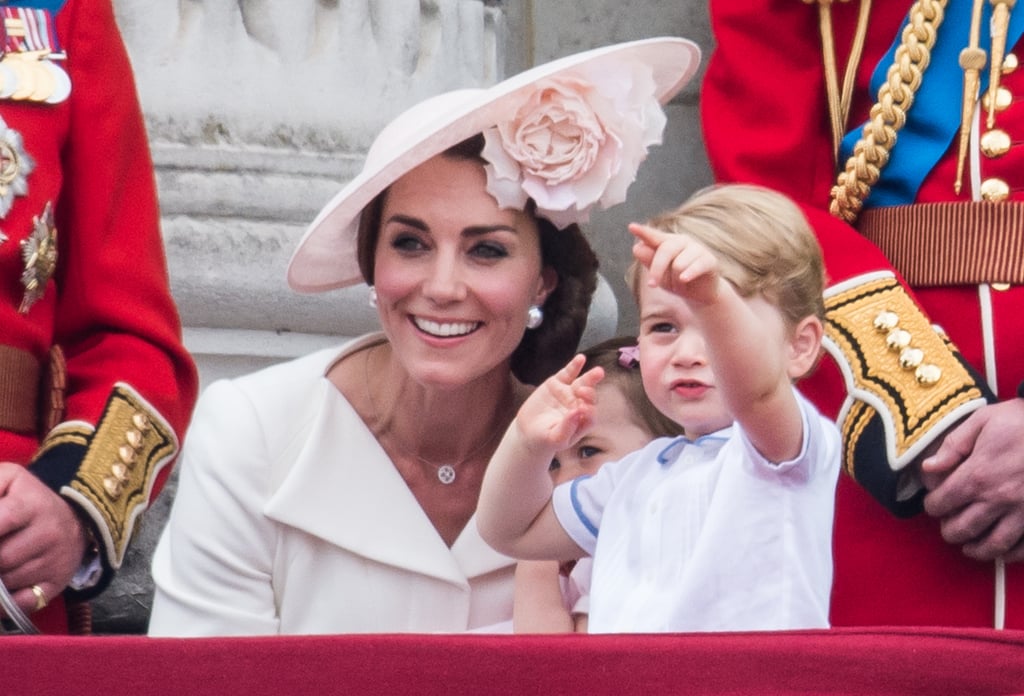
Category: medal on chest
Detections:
[
  {"x1": 18, "y1": 199, "x2": 56, "y2": 313},
  {"x1": 0, "y1": 111, "x2": 30, "y2": 219},
  {"x1": 0, "y1": 7, "x2": 69, "y2": 104}
]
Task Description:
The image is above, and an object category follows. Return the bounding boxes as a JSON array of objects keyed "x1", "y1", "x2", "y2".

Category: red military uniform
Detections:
[
  {"x1": 0, "y1": 0, "x2": 197, "y2": 632},
  {"x1": 703, "y1": 0, "x2": 1024, "y2": 628}
]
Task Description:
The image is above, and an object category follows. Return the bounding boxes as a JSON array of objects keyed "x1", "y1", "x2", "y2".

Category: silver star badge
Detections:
[{"x1": 0, "y1": 114, "x2": 34, "y2": 219}]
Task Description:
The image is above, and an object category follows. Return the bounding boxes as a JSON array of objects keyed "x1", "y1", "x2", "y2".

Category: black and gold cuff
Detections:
[
  {"x1": 822, "y1": 271, "x2": 993, "y2": 515},
  {"x1": 29, "y1": 384, "x2": 178, "y2": 595}
]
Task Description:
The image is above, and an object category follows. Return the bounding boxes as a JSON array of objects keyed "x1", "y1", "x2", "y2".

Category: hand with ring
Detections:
[
  {"x1": 30, "y1": 584, "x2": 48, "y2": 612},
  {"x1": 0, "y1": 463, "x2": 90, "y2": 616}
]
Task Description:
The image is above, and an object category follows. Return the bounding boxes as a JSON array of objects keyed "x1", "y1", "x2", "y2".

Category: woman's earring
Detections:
[
  {"x1": 526, "y1": 304, "x2": 544, "y2": 330},
  {"x1": 368, "y1": 286, "x2": 378, "y2": 309}
]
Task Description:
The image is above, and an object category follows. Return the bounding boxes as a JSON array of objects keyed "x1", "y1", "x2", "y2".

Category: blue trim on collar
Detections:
[
  {"x1": 656, "y1": 431, "x2": 731, "y2": 466},
  {"x1": 0, "y1": 1, "x2": 66, "y2": 11},
  {"x1": 840, "y1": 4, "x2": 1024, "y2": 208}
]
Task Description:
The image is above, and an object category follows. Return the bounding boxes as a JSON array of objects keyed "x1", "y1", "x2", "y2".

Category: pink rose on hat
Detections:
[{"x1": 481, "y1": 58, "x2": 667, "y2": 229}]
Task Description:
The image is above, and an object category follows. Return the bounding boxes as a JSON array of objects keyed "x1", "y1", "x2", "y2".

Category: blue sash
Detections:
[
  {"x1": 0, "y1": 1, "x2": 65, "y2": 12},
  {"x1": 839, "y1": 2, "x2": 1024, "y2": 208}
]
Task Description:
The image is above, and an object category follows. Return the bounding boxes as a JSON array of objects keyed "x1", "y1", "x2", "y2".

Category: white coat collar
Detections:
[{"x1": 263, "y1": 334, "x2": 513, "y2": 588}]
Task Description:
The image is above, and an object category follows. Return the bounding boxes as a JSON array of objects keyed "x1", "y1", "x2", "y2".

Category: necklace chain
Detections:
[{"x1": 362, "y1": 344, "x2": 506, "y2": 485}]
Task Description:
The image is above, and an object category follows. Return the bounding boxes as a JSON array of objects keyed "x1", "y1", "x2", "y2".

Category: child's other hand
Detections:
[
  {"x1": 629, "y1": 223, "x2": 722, "y2": 306},
  {"x1": 515, "y1": 354, "x2": 604, "y2": 454}
]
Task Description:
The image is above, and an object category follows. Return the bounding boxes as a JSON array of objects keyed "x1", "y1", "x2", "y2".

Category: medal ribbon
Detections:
[{"x1": 1, "y1": 7, "x2": 61, "y2": 57}]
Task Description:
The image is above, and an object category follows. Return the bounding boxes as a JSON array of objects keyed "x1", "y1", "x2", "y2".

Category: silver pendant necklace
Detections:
[
  {"x1": 436, "y1": 464, "x2": 457, "y2": 485},
  {"x1": 362, "y1": 344, "x2": 504, "y2": 485}
]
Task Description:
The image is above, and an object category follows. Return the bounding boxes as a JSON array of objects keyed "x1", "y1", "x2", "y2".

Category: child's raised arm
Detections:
[
  {"x1": 630, "y1": 223, "x2": 821, "y2": 463},
  {"x1": 477, "y1": 355, "x2": 601, "y2": 560}
]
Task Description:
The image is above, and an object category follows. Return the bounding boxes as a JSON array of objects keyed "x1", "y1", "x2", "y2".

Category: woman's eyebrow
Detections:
[
  {"x1": 464, "y1": 224, "x2": 519, "y2": 237},
  {"x1": 384, "y1": 214, "x2": 428, "y2": 231},
  {"x1": 383, "y1": 216, "x2": 518, "y2": 237}
]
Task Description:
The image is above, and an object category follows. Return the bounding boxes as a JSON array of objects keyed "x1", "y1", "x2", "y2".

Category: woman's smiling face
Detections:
[{"x1": 371, "y1": 153, "x2": 556, "y2": 388}]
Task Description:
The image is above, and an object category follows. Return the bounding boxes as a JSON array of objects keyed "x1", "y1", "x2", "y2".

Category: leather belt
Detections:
[
  {"x1": 856, "y1": 201, "x2": 1024, "y2": 287},
  {"x1": 0, "y1": 345, "x2": 40, "y2": 435}
]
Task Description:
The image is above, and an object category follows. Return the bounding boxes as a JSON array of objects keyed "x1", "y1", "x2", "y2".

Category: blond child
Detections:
[
  {"x1": 513, "y1": 337, "x2": 681, "y2": 633},
  {"x1": 478, "y1": 184, "x2": 841, "y2": 633}
]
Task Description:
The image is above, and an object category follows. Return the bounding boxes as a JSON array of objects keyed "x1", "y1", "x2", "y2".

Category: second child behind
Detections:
[
  {"x1": 478, "y1": 184, "x2": 841, "y2": 633},
  {"x1": 513, "y1": 337, "x2": 682, "y2": 633}
]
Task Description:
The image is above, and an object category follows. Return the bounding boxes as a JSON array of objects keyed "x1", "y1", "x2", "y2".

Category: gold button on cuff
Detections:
[
  {"x1": 915, "y1": 364, "x2": 942, "y2": 385},
  {"x1": 981, "y1": 178, "x2": 1010, "y2": 202},
  {"x1": 980, "y1": 129, "x2": 1012, "y2": 158},
  {"x1": 103, "y1": 477, "x2": 123, "y2": 499},
  {"x1": 873, "y1": 310, "x2": 899, "y2": 332},
  {"x1": 118, "y1": 444, "x2": 136, "y2": 466},
  {"x1": 886, "y1": 328, "x2": 913, "y2": 352},
  {"x1": 899, "y1": 347, "x2": 925, "y2": 369}
]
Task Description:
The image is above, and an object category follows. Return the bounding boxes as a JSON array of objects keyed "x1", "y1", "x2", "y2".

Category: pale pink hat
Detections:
[{"x1": 288, "y1": 36, "x2": 701, "y2": 293}]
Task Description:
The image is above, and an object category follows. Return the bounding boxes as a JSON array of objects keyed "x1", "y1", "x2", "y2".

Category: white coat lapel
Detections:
[
  {"x1": 453, "y1": 515, "x2": 515, "y2": 579},
  {"x1": 264, "y1": 379, "x2": 472, "y2": 588}
]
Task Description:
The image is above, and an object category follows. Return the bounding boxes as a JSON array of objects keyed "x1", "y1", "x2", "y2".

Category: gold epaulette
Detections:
[
  {"x1": 822, "y1": 271, "x2": 988, "y2": 476},
  {"x1": 53, "y1": 384, "x2": 178, "y2": 569}
]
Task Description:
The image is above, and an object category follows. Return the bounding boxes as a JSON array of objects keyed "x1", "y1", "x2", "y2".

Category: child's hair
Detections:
[
  {"x1": 581, "y1": 336, "x2": 682, "y2": 439},
  {"x1": 626, "y1": 184, "x2": 826, "y2": 327}
]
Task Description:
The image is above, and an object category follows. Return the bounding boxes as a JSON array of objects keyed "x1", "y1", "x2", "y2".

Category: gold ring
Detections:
[{"x1": 30, "y1": 584, "x2": 47, "y2": 612}]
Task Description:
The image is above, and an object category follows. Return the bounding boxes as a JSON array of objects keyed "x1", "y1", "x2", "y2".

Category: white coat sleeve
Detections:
[{"x1": 148, "y1": 379, "x2": 280, "y2": 636}]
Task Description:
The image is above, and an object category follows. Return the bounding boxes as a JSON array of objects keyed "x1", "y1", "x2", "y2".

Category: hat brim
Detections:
[{"x1": 288, "y1": 36, "x2": 702, "y2": 293}]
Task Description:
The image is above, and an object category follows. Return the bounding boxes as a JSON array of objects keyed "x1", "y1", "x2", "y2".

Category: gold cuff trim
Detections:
[
  {"x1": 63, "y1": 384, "x2": 178, "y2": 569},
  {"x1": 840, "y1": 399, "x2": 874, "y2": 478},
  {"x1": 822, "y1": 271, "x2": 987, "y2": 470},
  {"x1": 36, "y1": 422, "x2": 92, "y2": 452}
]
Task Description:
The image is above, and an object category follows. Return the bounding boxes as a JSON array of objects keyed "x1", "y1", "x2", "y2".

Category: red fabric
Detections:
[
  {"x1": 0, "y1": 0, "x2": 197, "y2": 632},
  {"x1": 0, "y1": 0, "x2": 196, "y2": 447},
  {"x1": 4, "y1": 629, "x2": 1024, "y2": 695},
  {"x1": 704, "y1": 0, "x2": 1024, "y2": 628}
]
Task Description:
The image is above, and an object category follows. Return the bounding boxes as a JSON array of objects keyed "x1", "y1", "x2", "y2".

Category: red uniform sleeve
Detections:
[{"x1": 18, "y1": 0, "x2": 198, "y2": 595}]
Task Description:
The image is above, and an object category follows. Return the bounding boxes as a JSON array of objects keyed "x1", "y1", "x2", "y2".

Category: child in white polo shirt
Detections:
[{"x1": 478, "y1": 183, "x2": 841, "y2": 633}]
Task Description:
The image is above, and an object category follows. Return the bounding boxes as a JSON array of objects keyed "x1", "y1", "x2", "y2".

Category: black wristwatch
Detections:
[{"x1": 1018, "y1": 380, "x2": 1024, "y2": 399}]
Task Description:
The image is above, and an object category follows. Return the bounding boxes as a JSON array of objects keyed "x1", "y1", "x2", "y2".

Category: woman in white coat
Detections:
[{"x1": 147, "y1": 37, "x2": 701, "y2": 636}]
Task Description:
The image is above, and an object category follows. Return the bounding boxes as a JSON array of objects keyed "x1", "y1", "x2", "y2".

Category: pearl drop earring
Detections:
[{"x1": 526, "y1": 304, "x2": 544, "y2": 329}]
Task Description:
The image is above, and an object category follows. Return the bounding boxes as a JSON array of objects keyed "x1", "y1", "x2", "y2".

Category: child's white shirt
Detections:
[{"x1": 551, "y1": 388, "x2": 840, "y2": 633}]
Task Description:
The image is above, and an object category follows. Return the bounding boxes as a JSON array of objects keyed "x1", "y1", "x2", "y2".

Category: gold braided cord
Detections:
[
  {"x1": 806, "y1": 0, "x2": 872, "y2": 163},
  {"x1": 809, "y1": 0, "x2": 847, "y2": 159},
  {"x1": 829, "y1": 0, "x2": 948, "y2": 223},
  {"x1": 840, "y1": 0, "x2": 873, "y2": 140}
]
